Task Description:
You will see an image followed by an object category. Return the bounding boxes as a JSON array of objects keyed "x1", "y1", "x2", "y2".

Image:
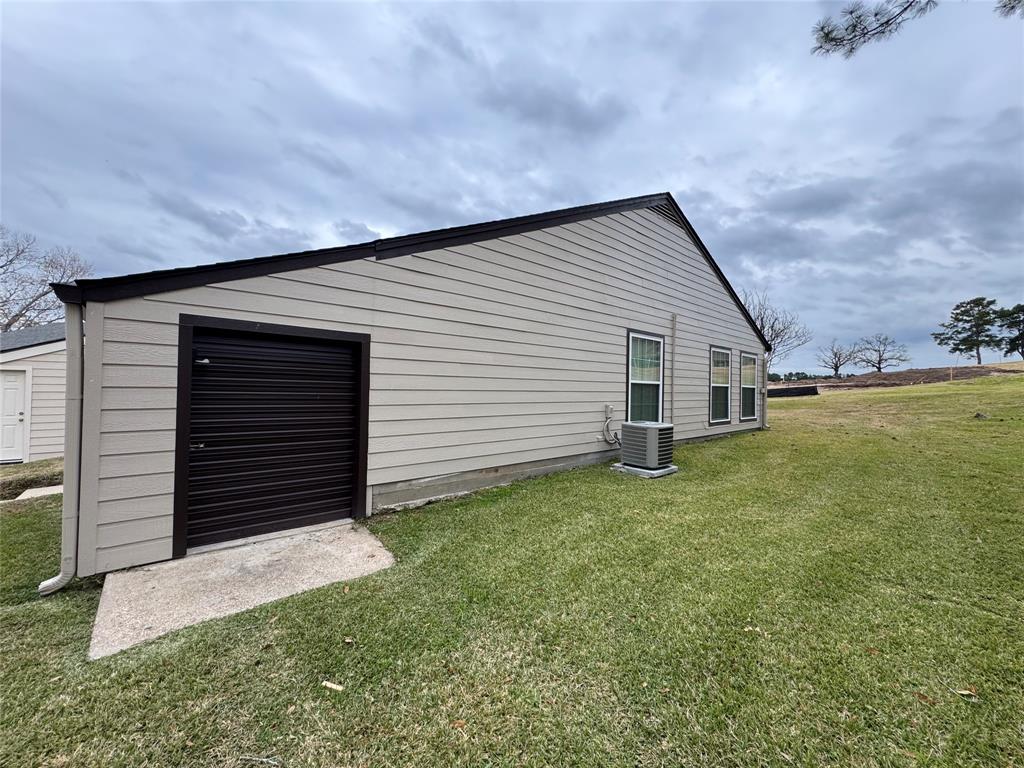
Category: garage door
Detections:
[{"x1": 179, "y1": 320, "x2": 367, "y2": 550}]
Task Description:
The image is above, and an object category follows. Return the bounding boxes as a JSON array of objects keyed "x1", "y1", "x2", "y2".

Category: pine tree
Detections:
[
  {"x1": 996, "y1": 303, "x2": 1024, "y2": 361},
  {"x1": 931, "y1": 297, "x2": 1002, "y2": 365}
]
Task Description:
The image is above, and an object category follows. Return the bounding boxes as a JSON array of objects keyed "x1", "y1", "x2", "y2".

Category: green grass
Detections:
[
  {"x1": 0, "y1": 458, "x2": 63, "y2": 501},
  {"x1": 1, "y1": 377, "x2": 1021, "y2": 767}
]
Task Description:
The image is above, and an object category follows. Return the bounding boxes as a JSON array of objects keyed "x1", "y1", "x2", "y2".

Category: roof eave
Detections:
[
  {"x1": 44, "y1": 191, "x2": 769, "y2": 352},
  {"x1": 659, "y1": 196, "x2": 771, "y2": 352},
  {"x1": 51, "y1": 282, "x2": 83, "y2": 305},
  {"x1": 58, "y1": 193, "x2": 671, "y2": 304}
]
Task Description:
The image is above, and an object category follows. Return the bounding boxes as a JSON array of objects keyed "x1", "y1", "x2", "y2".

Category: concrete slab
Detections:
[
  {"x1": 611, "y1": 463, "x2": 679, "y2": 479},
  {"x1": 89, "y1": 522, "x2": 394, "y2": 660},
  {"x1": 15, "y1": 484, "x2": 63, "y2": 500}
]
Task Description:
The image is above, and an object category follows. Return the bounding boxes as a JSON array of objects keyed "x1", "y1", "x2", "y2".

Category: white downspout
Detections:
[
  {"x1": 761, "y1": 355, "x2": 769, "y2": 429},
  {"x1": 669, "y1": 313, "x2": 678, "y2": 424},
  {"x1": 38, "y1": 303, "x2": 84, "y2": 595}
]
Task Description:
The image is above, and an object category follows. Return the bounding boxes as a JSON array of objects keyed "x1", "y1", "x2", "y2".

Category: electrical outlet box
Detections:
[{"x1": 605, "y1": 404, "x2": 614, "y2": 418}]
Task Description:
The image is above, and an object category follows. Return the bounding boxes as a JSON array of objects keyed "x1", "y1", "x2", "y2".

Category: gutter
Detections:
[{"x1": 38, "y1": 302, "x2": 84, "y2": 595}]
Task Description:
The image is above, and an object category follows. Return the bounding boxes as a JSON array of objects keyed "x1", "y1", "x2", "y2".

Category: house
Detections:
[
  {"x1": 0, "y1": 322, "x2": 67, "y2": 464},
  {"x1": 40, "y1": 192, "x2": 770, "y2": 591}
]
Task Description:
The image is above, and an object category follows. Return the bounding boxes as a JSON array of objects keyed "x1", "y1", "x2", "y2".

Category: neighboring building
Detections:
[
  {"x1": 49, "y1": 192, "x2": 769, "y2": 577},
  {"x1": 0, "y1": 322, "x2": 67, "y2": 464}
]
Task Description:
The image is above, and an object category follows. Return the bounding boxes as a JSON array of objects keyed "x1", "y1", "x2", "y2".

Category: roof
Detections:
[
  {"x1": 0, "y1": 321, "x2": 66, "y2": 353},
  {"x1": 51, "y1": 192, "x2": 770, "y2": 350}
]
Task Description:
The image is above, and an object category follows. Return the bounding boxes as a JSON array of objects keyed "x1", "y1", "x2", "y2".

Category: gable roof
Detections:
[
  {"x1": 52, "y1": 192, "x2": 770, "y2": 350},
  {"x1": 0, "y1": 321, "x2": 66, "y2": 353}
]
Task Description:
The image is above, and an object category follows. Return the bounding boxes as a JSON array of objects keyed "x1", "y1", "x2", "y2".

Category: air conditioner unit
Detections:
[{"x1": 613, "y1": 422, "x2": 678, "y2": 478}]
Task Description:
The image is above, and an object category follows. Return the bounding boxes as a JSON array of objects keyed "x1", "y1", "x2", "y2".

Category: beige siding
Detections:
[
  {"x1": 77, "y1": 207, "x2": 765, "y2": 575},
  {"x1": 0, "y1": 345, "x2": 66, "y2": 461}
]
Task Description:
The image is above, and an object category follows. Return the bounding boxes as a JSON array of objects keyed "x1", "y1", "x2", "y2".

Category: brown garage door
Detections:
[{"x1": 175, "y1": 318, "x2": 367, "y2": 551}]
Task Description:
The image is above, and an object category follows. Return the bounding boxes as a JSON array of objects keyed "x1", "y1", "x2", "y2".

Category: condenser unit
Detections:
[{"x1": 613, "y1": 421, "x2": 678, "y2": 478}]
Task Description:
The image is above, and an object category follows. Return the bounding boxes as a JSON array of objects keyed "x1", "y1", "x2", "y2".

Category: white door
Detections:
[{"x1": 1, "y1": 371, "x2": 26, "y2": 463}]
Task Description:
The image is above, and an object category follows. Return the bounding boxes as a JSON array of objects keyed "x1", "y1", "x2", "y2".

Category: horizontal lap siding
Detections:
[
  {"x1": 11, "y1": 349, "x2": 67, "y2": 461},
  {"x1": 80, "y1": 207, "x2": 764, "y2": 574}
]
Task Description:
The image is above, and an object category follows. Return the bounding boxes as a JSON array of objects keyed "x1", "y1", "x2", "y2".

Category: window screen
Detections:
[
  {"x1": 741, "y1": 354, "x2": 757, "y2": 420},
  {"x1": 710, "y1": 348, "x2": 731, "y2": 423},
  {"x1": 628, "y1": 332, "x2": 663, "y2": 422}
]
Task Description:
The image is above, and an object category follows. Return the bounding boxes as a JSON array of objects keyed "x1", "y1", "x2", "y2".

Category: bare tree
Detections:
[
  {"x1": 854, "y1": 333, "x2": 911, "y2": 372},
  {"x1": 740, "y1": 288, "x2": 813, "y2": 371},
  {"x1": 813, "y1": 0, "x2": 1023, "y2": 58},
  {"x1": 0, "y1": 225, "x2": 92, "y2": 332},
  {"x1": 815, "y1": 339, "x2": 862, "y2": 377}
]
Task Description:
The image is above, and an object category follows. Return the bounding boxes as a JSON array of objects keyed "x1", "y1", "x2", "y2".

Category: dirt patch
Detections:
[
  {"x1": 0, "y1": 459, "x2": 64, "y2": 501},
  {"x1": 770, "y1": 363, "x2": 1024, "y2": 392}
]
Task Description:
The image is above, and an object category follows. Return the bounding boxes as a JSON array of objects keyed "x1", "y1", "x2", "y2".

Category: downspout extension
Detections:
[{"x1": 38, "y1": 303, "x2": 84, "y2": 596}]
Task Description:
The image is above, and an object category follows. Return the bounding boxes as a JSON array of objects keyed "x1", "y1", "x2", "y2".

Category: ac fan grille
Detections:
[{"x1": 620, "y1": 422, "x2": 674, "y2": 469}]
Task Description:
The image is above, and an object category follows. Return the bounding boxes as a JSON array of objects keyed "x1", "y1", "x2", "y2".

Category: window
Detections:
[
  {"x1": 709, "y1": 347, "x2": 731, "y2": 423},
  {"x1": 627, "y1": 331, "x2": 663, "y2": 422},
  {"x1": 740, "y1": 353, "x2": 757, "y2": 420}
]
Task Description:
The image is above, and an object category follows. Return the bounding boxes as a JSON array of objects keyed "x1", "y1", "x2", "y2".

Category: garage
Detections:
[
  {"x1": 172, "y1": 315, "x2": 369, "y2": 554},
  {"x1": 44, "y1": 191, "x2": 769, "y2": 579}
]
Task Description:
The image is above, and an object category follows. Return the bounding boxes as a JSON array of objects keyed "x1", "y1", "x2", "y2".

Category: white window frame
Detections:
[
  {"x1": 709, "y1": 347, "x2": 731, "y2": 424},
  {"x1": 627, "y1": 330, "x2": 664, "y2": 423},
  {"x1": 740, "y1": 352, "x2": 758, "y2": 421}
]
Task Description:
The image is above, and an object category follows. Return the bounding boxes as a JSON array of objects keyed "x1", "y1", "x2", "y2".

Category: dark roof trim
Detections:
[
  {"x1": 372, "y1": 192, "x2": 668, "y2": 260},
  {"x1": 52, "y1": 242, "x2": 374, "y2": 304},
  {"x1": 51, "y1": 193, "x2": 666, "y2": 304},
  {"x1": 51, "y1": 190, "x2": 769, "y2": 351},
  {"x1": 659, "y1": 195, "x2": 771, "y2": 352}
]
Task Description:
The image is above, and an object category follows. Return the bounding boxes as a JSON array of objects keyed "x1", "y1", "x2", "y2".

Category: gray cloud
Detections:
[
  {"x1": 97, "y1": 233, "x2": 163, "y2": 264},
  {"x1": 477, "y1": 75, "x2": 631, "y2": 138},
  {"x1": 285, "y1": 140, "x2": 353, "y2": 180},
  {"x1": 1, "y1": 1, "x2": 1021, "y2": 370},
  {"x1": 149, "y1": 190, "x2": 249, "y2": 241},
  {"x1": 333, "y1": 219, "x2": 380, "y2": 244}
]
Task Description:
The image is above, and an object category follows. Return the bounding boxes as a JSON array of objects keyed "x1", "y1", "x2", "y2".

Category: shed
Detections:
[
  {"x1": 44, "y1": 192, "x2": 770, "y2": 585},
  {"x1": 0, "y1": 322, "x2": 67, "y2": 463}
]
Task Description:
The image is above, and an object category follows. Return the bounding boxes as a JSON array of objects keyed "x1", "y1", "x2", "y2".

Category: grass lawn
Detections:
[
  {"x1": 0, "y1": 458, "x2": 63, "y2": 501},
  {"x1": 1, "y1": 377, "x2": 1021, "y2": 767}
]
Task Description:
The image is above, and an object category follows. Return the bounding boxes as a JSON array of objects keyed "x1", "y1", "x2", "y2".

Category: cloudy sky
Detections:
[{"x1": 2, "y1": 2, "x2": 1022, "y2": 371}]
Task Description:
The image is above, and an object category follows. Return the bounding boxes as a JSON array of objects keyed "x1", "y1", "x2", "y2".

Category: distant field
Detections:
[
  {"x1": 771, "y1": 361, "x2": 1024, "y2": 391},
  {"x1": 1, "y1": 377, "x2": 1022, "y2": 766}
]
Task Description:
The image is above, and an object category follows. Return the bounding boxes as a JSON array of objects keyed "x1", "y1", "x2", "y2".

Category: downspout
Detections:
[
  {"x1": 38, "y1": 302, "x2": 84, "y2": 595},
  {"x1": 669, "y1": 313, "x2": 678, "y2": 424},
  {"x1": 761, "y1": 355, "x2": 769, "y2": 429}
]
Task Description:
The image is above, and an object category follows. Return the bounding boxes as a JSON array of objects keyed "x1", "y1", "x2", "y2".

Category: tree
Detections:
[
  {"x1": 930, "y1": 297, "x2": 1002, "y2": 365},
  {"x1": 854, "y1": 333, "x2": 910, "y2": 372},
  {"x1": 996, "y1": 303, "x2": 1024, "y2": 361},
  {"x1": 815, "y1": 339, "x2": 862, "y2": 377},
  {"x1": 813, "y1": 0, "x2": 1023, "y2": 58},
  {"x1": 740, "y1": 288, "x2": 813, "y2": 371},
  {"x1": 0, "y1": 225, "x2": 91, "y2": 332}
]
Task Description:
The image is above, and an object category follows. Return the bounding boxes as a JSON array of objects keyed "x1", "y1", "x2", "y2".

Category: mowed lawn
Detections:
[{"x1": 1, "y1": 377, "x2": 1022, "y2": 767}]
